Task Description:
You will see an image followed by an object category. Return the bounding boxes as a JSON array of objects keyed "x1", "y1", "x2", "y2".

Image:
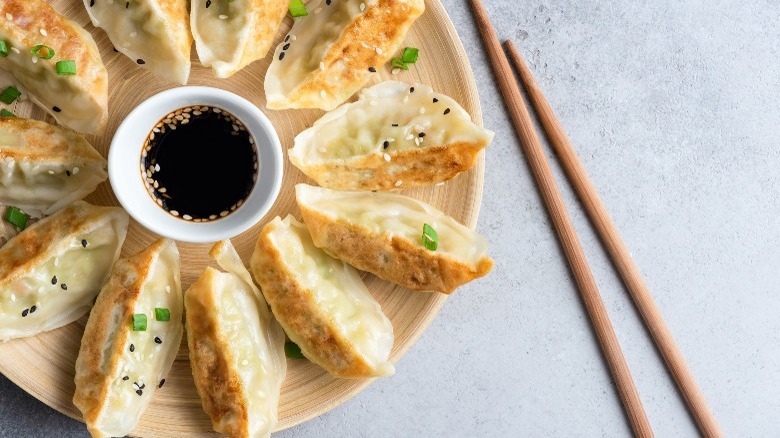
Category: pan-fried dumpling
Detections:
[
  {"x1": 0, "y1": 201, "x2": 128, "y2": 342},
  {"x1": 251, "y1": 215, "x2": 394, "y2": 378},
  {"x1": 265, "y1": 0, "x2": 425, "y2": 110},
  {"x1": 0, "y1": 0, "x2": 108, "y2": 133},
  {"x1": 295, "y1": 184, "x2": 493, "y2": 294},
  {"x1": 185, "y1": 240, "x2": 286, "y2": 437},
  {"x1": 191, "y1": 0, "x2": 287, "y2": 78},
  {"x1": 74, "y1": 238, "x2": 182, "y2": 438},
  {"x1": 84, "y1": 0, "x2": 192, "y2": 84},
  {"x1": 289, "y1": 81, "x2": 494, "y2": 190},
  {"x1": 0, "y1": 118, "x2": 107, "y2": 216}
]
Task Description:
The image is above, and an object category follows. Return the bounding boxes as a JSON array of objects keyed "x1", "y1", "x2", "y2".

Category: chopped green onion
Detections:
[
  {"x1": 132, "y1": 313, "x2": 147, "y2": 331},
  {"x1": 0, "y1": 109, "x2": 15, "y2": 117},
  {"x1": 401, "y1": 47, "x2": 419, "y2": 64},
  {"x1": 0, "y1": 86, "x2": 20, "y2": 104},
  {"x1": 55, "y1": 60, "x2": 76, "y2": 75},
  {"x1": 284, "y1": 341, "x2": 305, "y2": 359},
  {"x1": 422, "y1": 223, "x2": 438, "y2": 251},
  {"x1": 391, "y1": 57, "x2": 409, "y2": 70},
  {"x1": 154, "y1": 307, "x2": 170, "y2": 322},
  {"x1": 4, "y1": 206, "x2": 28, "y2": 230},
  {"x1": 289, "y1": 0, "x2": 307, "y2": 17},
  {"x1": 30, "y1": 44, "x2": 55, "y2": 59},
  {"x1": 0, "y1": 41, "x2": 8, "y2": 57}
]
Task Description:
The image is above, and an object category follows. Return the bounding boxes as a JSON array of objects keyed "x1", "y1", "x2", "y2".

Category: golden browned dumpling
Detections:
[
  {"x1": 74, "y1": 239, "x2": 183, "y2": 438},
  {"x1": 185, "y1": 240, "x2": 286, "y2": 438},
  {"x1": 289, "y1": 81, "x2": 494, "y2": 190},
  {"x1": 264, "y1": 0, "x2": 425, "y2": 110},
  {"x1": 295, "y1": 184, "x2": 493, "y2": 294},
  {"x1": 251, "y1": 215, "x2": 395, "y2": 378}
]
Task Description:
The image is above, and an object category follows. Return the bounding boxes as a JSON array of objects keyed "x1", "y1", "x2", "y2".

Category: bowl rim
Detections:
[{"x1": 108, "y1": 86, "x2": 284, "y2": 243}]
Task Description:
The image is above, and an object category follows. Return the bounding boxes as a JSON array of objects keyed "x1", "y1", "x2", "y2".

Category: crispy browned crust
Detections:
[
  {"x1": 0, "y1": 202, "x2": 125, "y2": 289},
  {"x1": 185, "y1": 268, "x2": 250, "y2": 437},
  {"x1": 0, "y1": 117, "x2": 104, "y2": 163},
  {"x1": 73, "y1": 239, "x2": 168, "y2": 431},
  {"x1": 298, "y1": 141, "x2": 486, "y2": 190},
  {"x1": 0, "y1": 0, "x2": 108, "y2": 132},
  {"x1": 299, "y1": 208, "x2": 494, "y2": 294},
  {"x1": 270, "y1": 0, "x2": 425, "y2": 110},
  {"x1": 250, "y1": 219, "x2": 380, "y2": 378},
  {"x1": 155, "y1": 0, "x2": 192, "y2": 56},
  {"x1": 235, "y1": 0, "x2": 288, "y2": 74}
]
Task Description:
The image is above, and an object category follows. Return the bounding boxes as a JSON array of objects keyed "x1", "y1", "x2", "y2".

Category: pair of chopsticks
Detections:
[{"x1": 467, "y1": 1, "x2": 721, "y2": 436}]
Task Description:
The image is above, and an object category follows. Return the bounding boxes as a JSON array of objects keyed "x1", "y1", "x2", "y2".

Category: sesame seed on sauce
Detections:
[
  {"x1": 383, "y1": 141, "x2": 389, "y2": 149},
  {"x1": 433, "y1": 98, "x2": 439, "y2": 103},
  {"x1": 82, "y1": 239, "x2": 88, "y2": 248},
  {"x1": 136, "y1": 59, "x2": 145, "y2": 65},
  {"x1": 61, "y1": 283, "x2": 67, "y2": 291},
  {"x1": 444, "y1": 108, "x2": 451, "y2": 115},
  {"x1": 21, "y1": 309, "x2": 29, "y2": 317},
  {"x1": 129, "y1": 344, "x2": 135, "y2": 353},
  {"x1": 158, "y1": 379, "x2": 166, "y2": 388},
  {"x1": 30, "y1": 305, "x2": 36, "y2": 313},
  {"x1": 419, "y1": 132, "x2": 426, "y2": 137},
  {"x1": 368, "y1": 66, "x2": 377, "y2": 72},
  {"x1": 51, "y1": 276, "x2": 57, "y2": 285},
  {"x1": 278, "y1": 52, "x2": 285, "y2": 61},
  {"x1": 52, "y1": 106, "x2": 61, "y2": 113},
  {"x1": 123, "y1": 376, "x2": 129, "y2": 381},
  {"x1": 154, "y1": 337, "x2": 162, "y2": 344}
]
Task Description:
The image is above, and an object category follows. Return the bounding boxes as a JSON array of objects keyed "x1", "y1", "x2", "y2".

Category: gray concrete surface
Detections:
[{"x1": 2, "y1": 0, "x2": 777, "y2": 436}]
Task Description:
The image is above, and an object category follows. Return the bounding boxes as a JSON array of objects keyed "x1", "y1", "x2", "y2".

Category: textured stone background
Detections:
[{"x1": 2, "y1": 0, "x2": 778, "y2": 436}]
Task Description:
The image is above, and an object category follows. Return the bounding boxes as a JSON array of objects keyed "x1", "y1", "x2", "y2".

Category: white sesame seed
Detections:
[
  {"x1": 174, "y1": 115, "x2": 183, "y2": 121},
  {"x1": 375, "y1": 47, "x2": 383, "y2": 55},
  {"x1": 392, "y1": 68, "x2": 401, "y2": 75},
  {"x1": 40, "y1": 29, "x2": 47, "y2": 36},
  {"x1": 213, "y1": 108, "x2": 221, "y2": 113},
  {"x1": 170, "y1": 210, "x2": 179, "y2": 216},
  {"x1": 383, "y1": 153, "x2": 391, "y2": 161},
  {"x1": 219, "y1": 210, "x2": 229, "y2": 217},
  {"x1": 320, "y1": 90, "x2": 327, "y2": 98},
  {"x1": 402, "y1": 95, "x2": 409, "y2": 103},
  {"x1": 73, "y1": 167, "x2": 80, "y2": 176},
  {"x1": 48, "y1": 170, "x2": 55, "y2": 175},
  {"x1": 153, "y1": 180, "x2": 159, "y2": 188},
  {"x1": 361, "y1": 42, "x2": 369, "y2": 49},
  {"x1": 314, "y1": 7, "x2": 322, "y2": 14},
  {"x1": 435, "y1": 181, "x2": 446, "y2": 187},
  {"x1": 192, "y1": 110, "x2": 201, "y2": 116},
  {"x1": 291, "y1": 35, "x2": 296, "y2": 41},
  {"x1": 166, "y1": 285, "x2": 171, "y2": 293},
  {"x1": 405, "y1": 134, "x2": 414, "y2": 140},
  {"x1": 218, "y1": 14, "x2": 228, "y2": 19},
  {"x1": 415, "y1": 137, "x2": 421, "y2": 145},
  {"x1": 163, "y1": 118, "x2": 172, "y2": 124},
  {"x1": 158, "y1": 187, "x2": 167, "y2": 193},
  {"x1": 395, "y1": 180, "x2": 403, "y2": 187},
  {"x1": 181, "y1": 119, "x2": 189, "y2": 124},
  {"x1": 5, "y1": 13, "x2": 12, "y2": 20},
  {"x1": 183, "y1": 214, "x2": 192, "y2": 220},
  {"x1": 155, "y1": 163, "x2": 160, "y2": 172},
  {"x1": 54, "y1": 257, "x2": 59, "y2": 266},
  {"x1": 360, "y1": 2, "x2": 365, "y2": 11},
  {"x1": 419, "y1": 107, "x2": 426, "y2": 114},
  {"x1": 130, "y1": 31, "x2": 137, "y2": 37},
  {"x1": 10, "y1": 47, "x2": 19, "y2": 54},
  {"x1": 241, "y1": 359, "x2": 249, "y2": 366},
  {"x1": 32, "y1": 57, "x2": 37, "y2": 63},
  {"x1": 320, "y1": 61, "x2": 325, "y2": 70},
  {"x1": 209, "y1": 215, "x2": 217, "y2": 220},
  {"x1": 10, "y1": 293, "x2": 15, "y2": 302}
]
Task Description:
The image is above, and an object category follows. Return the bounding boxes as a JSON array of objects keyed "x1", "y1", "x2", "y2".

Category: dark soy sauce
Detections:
[{"x1": 141, "y1": 106, "x2": 258, "y2": 221}]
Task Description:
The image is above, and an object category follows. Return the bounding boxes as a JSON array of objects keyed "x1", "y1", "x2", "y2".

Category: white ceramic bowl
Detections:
[{"x1": 109, "y1": 86, "x2": 283, "y2": 243}]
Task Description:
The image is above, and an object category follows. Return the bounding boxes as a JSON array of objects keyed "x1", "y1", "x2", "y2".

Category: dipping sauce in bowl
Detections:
[{"x1": 141, "y1": 106, "x2": 258, "y2": 222}]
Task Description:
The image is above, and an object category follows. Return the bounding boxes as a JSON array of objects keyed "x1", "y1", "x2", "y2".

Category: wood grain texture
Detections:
[
  {"x1": 0, "y1": 0, "x2": 486, "y2": 436},
  {"x1": 466, "y1": 1, "x2": 654, "y2": 436},
  {"x1": 504, "y1": 40, "x2": 723, "y2": 438}
]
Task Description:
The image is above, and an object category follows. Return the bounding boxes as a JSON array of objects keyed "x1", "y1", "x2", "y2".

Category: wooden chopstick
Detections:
[
  {"x1": 504, "y1": 41, "x2": 723, "y2": 437},
  {"x1": 467, "y1": 1, "x2": 653, "y2": 436}
]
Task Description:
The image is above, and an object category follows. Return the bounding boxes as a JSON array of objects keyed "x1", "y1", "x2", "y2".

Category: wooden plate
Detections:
[{"x1": 0, "y1": 0, "x2": 485, "y2": 435}]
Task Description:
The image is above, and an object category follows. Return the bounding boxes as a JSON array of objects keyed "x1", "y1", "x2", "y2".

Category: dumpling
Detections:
[
  {"x1": 0, "y1": 0, "x2": 108, "y2": 133},
  {"x1": 0, "y1": 201, "x2": 128, "y2": 342},
  {"x1": 74, "y1": 238, "x2": 182, "y2": 438},
  {"x1": 0, "y1": 118, "x2": 107, "y2": 216},
  {"x1": 295, "y1": 184, "x2": 493, "y2": 294},
  {"x1": 191, "y1": 0, "x2": 287, "y2": 78},
  {"x1": 289, "y1": 81, "x2": 495, "y2": 190},
  {"x1": 84, "y1": 0, "x2": 192, "y2": 84},
  {"x1": 265, "y1": 0, "x2": 425, "y2": 110},
  {"x1": 251, "y1": 215, "x2": 394, "y2": 378},
  {"x1": 185, "y1": 240, "x2": 286, "y2": 437}
]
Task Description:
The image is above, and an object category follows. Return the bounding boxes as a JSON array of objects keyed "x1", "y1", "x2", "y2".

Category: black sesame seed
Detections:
[
  {"x1": 283, "y1": 43, "x2": 290, "y2": 50},
  {"x1": 136, "y1": 59, "x2": 145, "y2": 64},
  {"x1": 154, "y1": 337, "x2": 162, "y2": 344},
  {"x1": 284, "y1": 35, "x2": 290, "y2": 42},
  {"x1": 139, "y1": 383, "x2": 146, "y2": 389},
  {"x1": 444, "y1": 108, "x2": 451, "y2": 115},
  {"x1": 205, "y1": 0, "x2": 211, "y2": 7},
  {"x1": 89, "y1": 0, "x2": 94, "y2": 6},
  {"x1": 51, "y1": 276, "x2": 57, "y2": 285},
  {"x1": 129, "y1": 344, "x2": 135, "y2": 352},
  {"x1": 410, "y1": 87, "x2": 415, "y2": 93},
  {"x1": 391, "y1": 123, "x2": 398, "y2": 127},
  {"x1": 113, "y1": 47, "x2": 118, "y2": 52},
  {"x1": 30, "y1": 305, "x2": 36, "y2": 314},
  {"x1": 383, "y1": 141, "x2": 389, "y2": 149},
  {"x1": 61, "y1": 283, "x2": 67, "y2": 291},
  {"x1": 21, "y1": 309, "x2": 29, "y2": 317},
  {"x1": 66, "y1": 170, "x2": 71, "y2": 177},
  {"x1": 326, "y1": 0, "x2": 331, "y2": 4},
  {"x1": 433, "y1": 97, "x2": 439, "y2": 103},
  {"x1": 279, "y1": 52, "x2": 285, "y2": 61},
  {"x1": 418, "y1": 132, "x2": 426, "y2": 137},
  {"x1": 123, "y1": 376, "x2": 129, "y2": 381},
  {"x1": 136, "y1": 389, "x2": 143, "y2": 396},
  {"x1": 52, "y1": 106, "x2": 61, "y2": 113},
  {"x1": 368, "y1": 66, "x2": 377, "y2": 72},
  {"x1": 158, "y1": 379, "x2": 166, "y2": 388},
  {"x1": 125, "y1": 1, "x2": 128, "y2": 7},
  {"x1": 82, "y1": 239, "x2": 88, "y2": 248}
]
